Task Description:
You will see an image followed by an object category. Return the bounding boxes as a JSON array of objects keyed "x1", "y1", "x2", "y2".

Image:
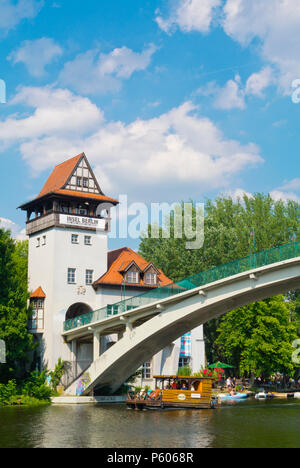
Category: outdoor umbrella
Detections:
[{"x1": 208, "y1": 361, "x2": 234, "y2": 369}]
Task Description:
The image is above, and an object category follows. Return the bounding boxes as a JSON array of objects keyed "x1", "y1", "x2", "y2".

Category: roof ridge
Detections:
[{"x1": 54, "y1": 153, "x2": 83, "y2": 168}]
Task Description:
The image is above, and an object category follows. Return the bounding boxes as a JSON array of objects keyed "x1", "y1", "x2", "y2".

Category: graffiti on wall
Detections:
[{"x1": 76, "y1": 372, "x2": 91, "y2": 396}]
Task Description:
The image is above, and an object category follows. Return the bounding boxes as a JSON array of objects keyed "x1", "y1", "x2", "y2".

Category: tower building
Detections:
[
  {"x1": 19, "y1": 153, "x2": 118, "y2": 369},
  {"x1": 19, "y1": 153, "x2": 205, "y2": 384}
]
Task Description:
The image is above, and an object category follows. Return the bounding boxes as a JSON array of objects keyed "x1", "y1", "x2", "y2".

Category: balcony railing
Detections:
[{"x1": 63, "y1": 241, "x2": 299, "y2": 332}]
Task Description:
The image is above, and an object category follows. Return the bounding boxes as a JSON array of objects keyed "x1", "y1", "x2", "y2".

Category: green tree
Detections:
[
  {"x1": 0, "y1": 229, "x2": 35, "y2": 383},
  {"x1": 215, "y1": 296, "x2": 298, "y2": 378},
  {"x1": 139, "y1": 194, "x2": 300, "y2": 362}
]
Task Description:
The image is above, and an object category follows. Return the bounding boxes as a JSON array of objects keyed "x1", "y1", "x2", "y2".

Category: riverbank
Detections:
[{"x1": 0, "y1": 395, "x2": 51, "y2": 407}]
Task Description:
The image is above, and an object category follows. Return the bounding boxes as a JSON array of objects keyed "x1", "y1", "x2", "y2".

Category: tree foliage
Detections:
[
  {"x1": 215, "y1": 297, "x2": 298, "y2": 378},
  {"x1": 139, "y1": 194, "x2": 300, "y2": 365},
  {"x1": 0, "y1": 227, "x2": 35, "y2": 383}
]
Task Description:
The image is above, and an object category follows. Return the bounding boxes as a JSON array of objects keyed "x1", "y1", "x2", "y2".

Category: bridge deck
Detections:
[{"x1": 63, "y1": 241, "x2": 299, "y2": 340}]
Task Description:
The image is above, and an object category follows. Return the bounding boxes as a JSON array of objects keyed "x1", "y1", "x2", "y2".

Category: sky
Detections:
[{"x1": 0, "y1": 0, "x2": 299, "y2": 249}]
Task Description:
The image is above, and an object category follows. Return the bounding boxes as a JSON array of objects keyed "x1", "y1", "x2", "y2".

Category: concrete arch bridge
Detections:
[{"x1": 62, "y1": 242, "x2": 300, "y2": 396}]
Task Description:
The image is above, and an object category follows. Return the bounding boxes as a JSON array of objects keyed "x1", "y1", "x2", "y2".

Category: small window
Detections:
[
  {"x1": 144, "y1": 272, "x2": 157, "y2": 285},
  {"x1": 36, "y1": 237, "x2": 40, "y2": 248},
  {"x1": 29, "y1": 299, "x2": 44, "y2": 330},
  {"x1": 76, "y1": 177, "x2": 82, "y2": 187},
  {"x1": 107, "y1": 305, "x2": 119, "y2": 316},
  {"x1": 76, "y1": 205, "x2": 88, "y2": 215},
  {"x1": 83, "y1": 177, "x2": 88, "y2": 188},
  {"x1": 71, "y1": 234, "x2": 79, "y2": 244},
  {"x1": 29, "y1": 310, "x2": 38, "y2": 330},
  {"x1": 85, "y1": 269, "x2": 93, "y2": 285},
  {"x1": 84, "y1": 236, "x2": 91, "y2": 245},
  {"x1": 142, "y1": 361, "x2": 152, "y2": 379},
  {"x1": 126, "y1": 271, "x2": 139, "y2": 284},
  {"x1": 68, "y1": 268, "x2": 76, "y2": 284},
  {"x1": 62, "y1": 205, "x2": 72, "y2": 213},
  {"x1": 179, "y1": 357, "x2": 191, "y2": 368},
  {"x1": 42, "y1": 235, "x2": 46, "y2": 246}
]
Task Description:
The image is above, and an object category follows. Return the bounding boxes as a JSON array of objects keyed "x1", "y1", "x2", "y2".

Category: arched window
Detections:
[{"x1": 65, "y1": 303, "x2": 93, "y2": 321}]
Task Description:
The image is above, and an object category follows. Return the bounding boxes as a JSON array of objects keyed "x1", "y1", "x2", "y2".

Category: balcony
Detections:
[{"x1": 26, "y1": 211, "x2": 110, "y2": 236}]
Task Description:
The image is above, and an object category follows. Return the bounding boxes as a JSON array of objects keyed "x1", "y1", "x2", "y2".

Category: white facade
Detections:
[
  {"x1": 28, "y1": 225, "x2": 108, "y2": 369},
  {"x1": 24, "y1": 153, "x2": 206, "y2": 387},
  {"x1": 28, "y1": 221, "x2": 206, "y2": 382}
]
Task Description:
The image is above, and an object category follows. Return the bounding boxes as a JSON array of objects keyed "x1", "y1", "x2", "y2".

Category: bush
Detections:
[
  {"x1": 177, "y1": 365, "x2": 192, "y2": 376},
  {"x1": 22, "y1": 371, "x2": 52, "y2": 401},
  {"x1": 0, "y1": 380, "x2": 17, "y2": 405},
  {"x1": 49, "y1": 358, "x2": 69, "y2": 391}
]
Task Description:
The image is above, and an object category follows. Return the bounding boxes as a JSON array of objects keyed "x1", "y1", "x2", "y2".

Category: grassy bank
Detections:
[{"x1": 0, "y1": 373, "x2": 52, "y2": 408}]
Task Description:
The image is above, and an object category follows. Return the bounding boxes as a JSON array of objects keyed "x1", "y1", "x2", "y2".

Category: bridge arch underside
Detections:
[{"x1": 67, "y1": 261, "x2": 300, "y2": 395}]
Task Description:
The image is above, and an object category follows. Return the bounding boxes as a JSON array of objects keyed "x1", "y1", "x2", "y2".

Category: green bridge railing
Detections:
[{"x1": 63, "y1": 241, "x2": 299, "y2": 332}]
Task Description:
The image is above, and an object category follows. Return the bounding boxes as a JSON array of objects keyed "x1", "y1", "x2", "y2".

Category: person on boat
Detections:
[
  {"x1": 226, "y1": 377, "x2": 232, "y2": 390},
  {"x1": 181, "y1": 381, "x2": 188, "y2": 390}
]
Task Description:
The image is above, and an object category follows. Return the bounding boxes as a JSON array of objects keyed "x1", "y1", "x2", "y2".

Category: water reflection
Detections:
[{"x1": 0, "y1": 400, "x2": 300, "y2": 448}]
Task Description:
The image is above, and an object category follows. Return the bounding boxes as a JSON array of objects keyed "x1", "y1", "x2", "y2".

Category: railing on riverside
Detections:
[{"x1": 63, "y1": 241, "x2": 299, "y2": 332}]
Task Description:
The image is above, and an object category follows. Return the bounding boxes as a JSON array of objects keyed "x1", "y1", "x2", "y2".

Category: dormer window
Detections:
[
  {"x1": 126, "y1": 271, "x2": 139, "y2": 284},
  {"x1": 145, "y1": 272, "x2": 157, "y2": 285}
]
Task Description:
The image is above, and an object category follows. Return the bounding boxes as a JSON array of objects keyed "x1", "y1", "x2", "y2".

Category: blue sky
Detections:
[{"x1": 0, "y1": 0, "x2": 299, "y2": 248}]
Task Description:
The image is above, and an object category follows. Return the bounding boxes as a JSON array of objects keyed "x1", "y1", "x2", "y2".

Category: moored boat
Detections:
[
  {"x1": 219, "y1": 392, "x2": 248, "y2": 401},
  {"x1": 272, "y1": 392, "x2": 294, "y2": 399},
  {"x1": 126, "y1": 375, "x2": 216, "y2": 410},
  {"x1": 255, "y1": 389, "x2": 273, "y2": 400}
]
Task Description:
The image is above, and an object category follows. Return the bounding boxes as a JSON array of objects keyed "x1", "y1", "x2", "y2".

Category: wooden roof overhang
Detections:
[{"x1": 18, "y1": 190, "x2": 119, "y2": 211}]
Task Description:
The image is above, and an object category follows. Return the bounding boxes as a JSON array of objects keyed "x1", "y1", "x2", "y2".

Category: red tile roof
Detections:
[
  {"x1": 94, "y1": 247, "x2": 172, "y2": 288},
  {"x1": 38, "y1": 153, "x2": 83, "y2": 198},
  {"x1": 30, "y1": 286, "x2": 46, "y2": 298},
  {"x1": 31, "y1": 153, "x2": 118, "y2": 205}
]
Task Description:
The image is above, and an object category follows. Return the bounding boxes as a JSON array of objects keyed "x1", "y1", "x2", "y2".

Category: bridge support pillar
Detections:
[
  {"x1": 119, "y1": 316, "x2": 133, "y2": 335},
  {"x1": 93, "y1": 331, "x2": 101, "y2": 361}
]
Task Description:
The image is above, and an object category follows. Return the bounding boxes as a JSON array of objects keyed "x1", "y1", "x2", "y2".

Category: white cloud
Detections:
[
  {"x1": 0, "y1": 86, "x2": 103, "y2": 173},
  {"x1": 0, "y1": 217, "x2": 27, "y2": 240},
  {"x1": 199, "y1": 68, "x2": 274, "y2": 110},
  {"x1": 0, "y1": 0, "x2": 43, "y2": 34},
  {"x1": 225, "y1": 188, "x2": 253, "y2": 201},
  {"x1": 8, "y1": 38, "x2": 63, "y2": 77},
  {"x1": 156, "y1": 0, "x2": 221, "y2": 34},
  {"x1": 0, "y1": 86, "x2": 263, "y2": 201},
  {"x1": 213, "y1": 75, "x2": 245, "y2": 110},
  {"x1": 245, "y1": 66, "x2": 274, "y2": 97},
  {"x1": 222, "y1": 0, "x2": 300, "y2": 93},
  {"x1": 270, "y1": 190, "x2": 300, "y2": 203},
  {"x1": 59, "y1": 45, "x2": 156, "y2": 94},
  {"x1": 268, "y1": 177, "x2": 300, "y2": 203},
  {"x1": 279, "y1": 178, "x2": 300, "y2": 192}
]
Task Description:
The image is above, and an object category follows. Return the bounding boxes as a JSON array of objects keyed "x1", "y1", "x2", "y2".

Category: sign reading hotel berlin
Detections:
[{"x1": 59, "y1": 214, "x2": 106, "y2": 230}]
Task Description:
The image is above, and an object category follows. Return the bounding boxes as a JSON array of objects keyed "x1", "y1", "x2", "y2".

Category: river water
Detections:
[{"x1": 0, "y1": 399, "x2": 299, "y2": 448}]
